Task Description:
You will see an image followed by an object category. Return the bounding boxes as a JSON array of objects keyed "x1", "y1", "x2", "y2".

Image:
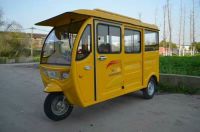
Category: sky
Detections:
[{"x1": 0, "y1": 0, "x2": 200, "y2": 45}]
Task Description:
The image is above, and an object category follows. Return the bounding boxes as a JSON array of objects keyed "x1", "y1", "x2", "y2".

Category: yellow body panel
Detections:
[
  {"x1": 38, "y1": 9, "x2": 159, "y2": 108},
  {"x1": 122, "y1": 25, "x2": 143, "y2": 94}
]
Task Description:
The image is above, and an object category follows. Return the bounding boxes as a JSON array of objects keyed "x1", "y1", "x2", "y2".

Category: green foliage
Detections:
[
  {"x1": 0, "y1": 57, "x2": 7, "y2": 63},
  {"x1": 160, "y1": 56, "x2": 200, "y2": 76},
  {"x1": 0, "y1": 10, "x2": 32, "y2": 58},
  {"x1": 158, "y1": 83, "x2": 200, "y2": 94},
  {"x1": 33, "y1": 56, "x2": 40, "y2": 62},
  {"x1": 159, "y1": 40, "x2": 177, "y2": 49},
  {"x1": 0, "y1": 32, "x2": 30, "y2": 57}
]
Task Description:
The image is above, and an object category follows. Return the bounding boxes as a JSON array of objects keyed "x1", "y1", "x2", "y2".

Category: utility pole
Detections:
[
  {"x1": 190, "y1": 10, "x2": 193, "y2": 55},
  {"x1": 155, "y1": 7, "x2": 158, "y2": 25},
  {"x1": 30, "y1": 27, "x2": 35, "y2": 58},
  {"x1": 163, "y1": 5, "x2": 167, "y2": 56},
  {"x1": 192, "y1": 0, "x2": 196, "y2": 55},
  {"x1": 182, "y1": 6, "x2": 186, "y2": 56},
  {"x1": 138, "y1": 13, "x2": 142, "y2": 21},
  {"x1": 167, "y1": 0, "x2": 172, "y2": 56},
  {"x1": 178, "y1": 0, "x2": 183, "y2": 56},
  {"x1": 192, "y1": 0, "x2": 195, "y2": 43}
]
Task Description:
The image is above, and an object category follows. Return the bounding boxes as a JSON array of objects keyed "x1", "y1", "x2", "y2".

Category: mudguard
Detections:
[{"x1": 44, "y1": 83, "x2": 62, "y2": 93}]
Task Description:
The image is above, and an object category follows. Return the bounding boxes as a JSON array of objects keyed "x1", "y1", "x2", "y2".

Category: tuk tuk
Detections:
[{"x1": 36, "y1": 9, "x2": 159, "y2": 121}]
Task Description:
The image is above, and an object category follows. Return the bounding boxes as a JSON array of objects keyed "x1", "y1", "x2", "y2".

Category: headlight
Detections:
[
  {"x1": 43, "y1": 70, "x2": 60, "y2": 79},
  {"x1": 43, "y1": 69, "x2": 69, "y2": 79},
  {"x1": 62, "y1": 72, "x2": 69, "y2": 79},
  {"x1": 47, "y1": 70, "x2": 59, "y2": 79}
]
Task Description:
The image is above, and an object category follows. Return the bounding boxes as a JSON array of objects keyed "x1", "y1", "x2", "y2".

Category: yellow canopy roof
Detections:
[{"x1": 35, "y1": 9, "x2": 158, "y2": 30}]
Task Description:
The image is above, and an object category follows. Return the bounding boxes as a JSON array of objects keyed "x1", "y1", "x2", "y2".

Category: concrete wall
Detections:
[{"x1": 160, "y1": 74, "x2": 200, "y2": 89}]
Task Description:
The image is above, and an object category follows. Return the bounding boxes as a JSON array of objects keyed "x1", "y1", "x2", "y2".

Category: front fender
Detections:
[
  {"x1": 44, "y1": 83, "x2": 63, "y2": 93},
  {"x1": 146, "y1": 73, "x2": 159, "y2": 86}
]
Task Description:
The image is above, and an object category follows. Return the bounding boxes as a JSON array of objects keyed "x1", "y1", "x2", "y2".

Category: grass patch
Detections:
[
  {"x1": 160, "y1": 55, "x2": 200, "y2": 76},
  {"x1": 158, "y1": 83, "x2": 200, "y2": 95}
]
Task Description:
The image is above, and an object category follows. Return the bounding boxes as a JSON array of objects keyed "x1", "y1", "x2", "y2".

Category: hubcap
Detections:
[
  {"x1": 51, "y1": 96, "x2": 69, "y2": 116},
  {"x1": 147, "y1": 81, "x2": 155, "y2": 95}
]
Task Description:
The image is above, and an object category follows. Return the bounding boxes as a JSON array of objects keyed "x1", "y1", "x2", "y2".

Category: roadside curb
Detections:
[
  {"x1": 160, "y1": 73, "x2": 200, "y2": 89},
  {"x1": 0, "y1": 63, "x2": 39, "y2": 68}
]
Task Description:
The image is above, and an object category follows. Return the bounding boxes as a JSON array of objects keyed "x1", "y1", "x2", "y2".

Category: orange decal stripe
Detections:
[{"x1": 106, "y1": 60, "x2": 120, "y2": 68}]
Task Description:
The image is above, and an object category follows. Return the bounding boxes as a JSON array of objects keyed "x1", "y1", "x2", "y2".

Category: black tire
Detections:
[
  {"x1": 142, "y1": 78, "x2": 157, "y2": 99},
  {"x1": 44, "y1": 93, "x2": 73, "y2": 121}
]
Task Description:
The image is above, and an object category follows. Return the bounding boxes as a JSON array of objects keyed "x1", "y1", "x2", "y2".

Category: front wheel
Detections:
[
  {"x1": 142, "y1": 78, "x2": 157, "y2": 99},
  {"x1": 44, "y1": 93, "x2": 73, "y2": 121}
]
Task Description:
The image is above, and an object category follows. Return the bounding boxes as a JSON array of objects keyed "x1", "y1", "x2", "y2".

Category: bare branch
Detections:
[
  {"x1": 0, "y1": 8, "x2": 4, "y2": 27},
  {"x1": 5, "y1": 21, "x2": 23, "y2": 32}
]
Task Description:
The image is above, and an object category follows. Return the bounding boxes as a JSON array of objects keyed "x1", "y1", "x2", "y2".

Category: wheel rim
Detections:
[
  {"x1": 147, "y1": 81, "x2": 155, "y2": 96},
  {"x1": 51, "y1": 95, "x2": 69, "y2": 116}
]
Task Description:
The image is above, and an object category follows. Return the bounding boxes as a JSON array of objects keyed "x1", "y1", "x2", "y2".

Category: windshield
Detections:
[{"x1": 41, "y1": 21, "x2": 83, "y2": 65}]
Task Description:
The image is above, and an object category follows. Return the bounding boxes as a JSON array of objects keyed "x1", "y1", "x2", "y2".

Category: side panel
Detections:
[
  {"x1": 143, "y1": 51, "x2": 159, "y2": 85},
  {"x1": 122, "y1": 25, "x2": 143, "y2": 93},
  {"x1": 123, "y1": 54, "x2": 143, "y2": 92},
  {"x1": 143, "y1": 29, "x2": 159, "y2": 86},
  {"x1": 74, "y1": 18, "x2": 95, "y2": 106},
  {"x1": 94, "y1": 20, "x2": 124, "y2": 101}
]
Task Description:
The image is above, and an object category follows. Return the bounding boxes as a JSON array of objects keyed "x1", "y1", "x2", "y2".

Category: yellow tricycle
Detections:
[{"x1": 36, "y1": 9, "x2": 159, "y2": 121}]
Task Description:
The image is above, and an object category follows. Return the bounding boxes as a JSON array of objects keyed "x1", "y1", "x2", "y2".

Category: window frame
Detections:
[
  {"x1": 144, "y1": 30, "x2": 159, "y2": 52},
  {"x1": 41, "y1": 29, "x2": 56, "y2": 58},
  {"x1": 76, "y1": 24, "x2": 92, "y2": 61},
  {"x1": 124, "y1": 28, "x2": 141, "y2": 54},
  {"x1": 96, "y1": 23, "x2": 122, "y2": 54}
]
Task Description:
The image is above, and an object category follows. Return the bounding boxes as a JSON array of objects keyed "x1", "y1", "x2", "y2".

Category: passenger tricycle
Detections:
[{"x1": 36, "y1": 9, "x2": 159, "y2": 121}]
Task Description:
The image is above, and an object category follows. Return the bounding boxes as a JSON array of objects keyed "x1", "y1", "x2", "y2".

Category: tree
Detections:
[
  {"x1": 160, "y1": 40, "x2": 177, "y2": 49},
  {"x1": 0, "y1": 8, "x2": 4, "y2": 27},
  {"x1": 0, "y1": 21, "x2": 30, "y2": 58},
  {"x1": 0, "y1": 32, "x2": 29, "y2": 57},
  {"x1": 6, "y1": 21, "x2": 23, "y2": 32},
  {"x1": 0, "y1": 8, "x2": 31, "y2": 58},
  {"x1": 190, "y1": 42, "x2": 200, "y2": 52}
]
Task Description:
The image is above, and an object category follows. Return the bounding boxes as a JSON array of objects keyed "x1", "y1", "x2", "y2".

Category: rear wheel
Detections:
[
  {"x1": 142, "y1": 78, "x2": 157, "y2": 99},
  {"x1": 44, "y1": 93, "x2": 73, "y2": 121}
]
